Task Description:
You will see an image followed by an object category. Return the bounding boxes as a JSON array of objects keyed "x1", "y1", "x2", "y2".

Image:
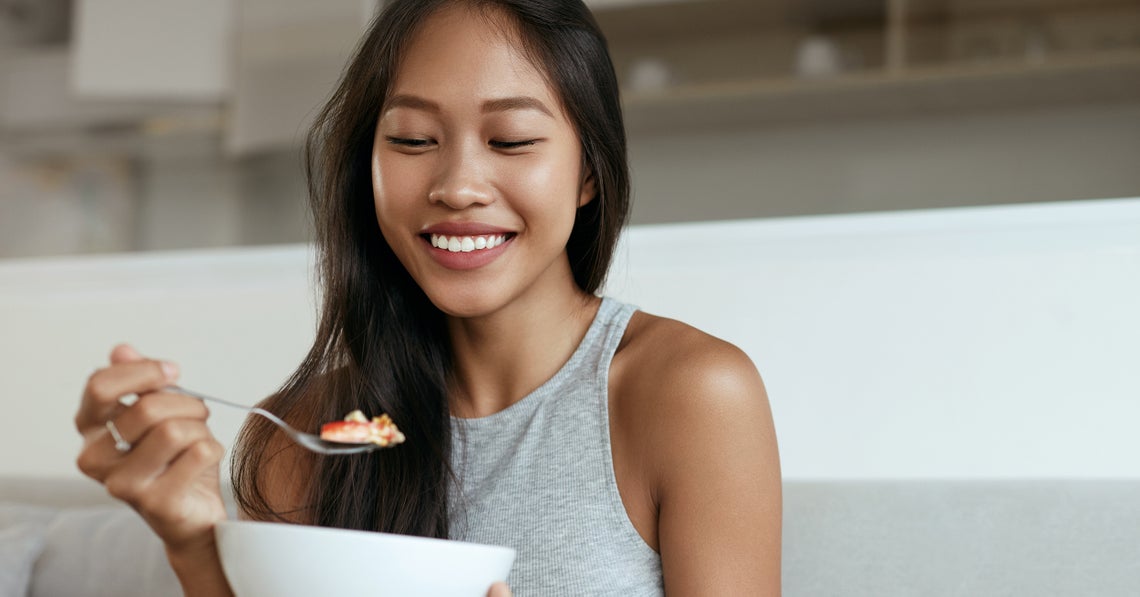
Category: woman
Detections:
[{"x1": 75, "y1": 1, "x2": 781, "y2": 595}]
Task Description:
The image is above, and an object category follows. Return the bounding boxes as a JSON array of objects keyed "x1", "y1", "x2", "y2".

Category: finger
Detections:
[
  {"x1": 139, "y1": 437, "x2": 226, "y2": 526},
  {"x1": 76, "y1": 420, "x2": 143, "y2": 482},
  {"x1": 110, "y1": 343, "x2": 144, "y2": 364},
  {"x1": 487, "y1": 582, "x2": 512, "y2": 597},
  {"x1": 76, "y1": 428, "x2": 122, "y2": 483},
  {"x1": 76, "y1": 404, "x2": 200, "y2": 482},
  {"x1": 77, "y1": 359, "x2": 180, "y2": 433},
  {"x1": 77, "y1": 388, "x2": 207, "y2": 483},
  {"x1": 109, "y1": 390, "x2": 210, "y2": 446},
  {"x1": 150, "y1": 437, "x2": 225, "y2": 495},
  {"x1": 111, "y1": 344, "x2": 179, "y2": 379},
  {"x1": 103, "y1": 420, "x2": 217, "y2": 506}
]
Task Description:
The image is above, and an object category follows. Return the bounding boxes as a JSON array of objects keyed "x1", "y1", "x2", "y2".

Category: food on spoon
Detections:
[{"x1": 320, "y1": 410, "x2": 405, "y2": 447}]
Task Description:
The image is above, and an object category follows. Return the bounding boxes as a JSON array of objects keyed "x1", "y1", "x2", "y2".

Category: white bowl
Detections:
[{"x1": 215, "y1": 520, "x2": 515, "y2": 597}]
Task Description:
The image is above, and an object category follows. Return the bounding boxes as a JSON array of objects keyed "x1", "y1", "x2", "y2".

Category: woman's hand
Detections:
[
  {"x1": 75, "y1": 344, "x2": 231, "y2": 593},
  {"x1": 487, "y1": 582, "x2": 512, "y2": 597}
]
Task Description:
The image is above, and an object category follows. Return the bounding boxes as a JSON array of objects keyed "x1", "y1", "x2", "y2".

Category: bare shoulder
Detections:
[
  {"x1": 235, "y1": 391, "x2": 319, "y2": 524},
  {"x1": 610, "y1": 309, "x2": 777, "y2": 484},
  {"x1": 238, "y1": 426, "x2": 313, "y2": 523},
  {"x1": 613, "y1": 311, "x2": 769, "y2": 420}
]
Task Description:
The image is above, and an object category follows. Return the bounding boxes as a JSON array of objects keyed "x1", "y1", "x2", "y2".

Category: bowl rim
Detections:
[{"x1": 215, "y1": 519, "x2": 516, "y2": 557}]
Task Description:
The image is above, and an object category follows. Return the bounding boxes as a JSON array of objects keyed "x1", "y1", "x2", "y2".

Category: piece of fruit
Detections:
[{"x1": 319, "y1": 409, "x2": 405, "y2": 447}]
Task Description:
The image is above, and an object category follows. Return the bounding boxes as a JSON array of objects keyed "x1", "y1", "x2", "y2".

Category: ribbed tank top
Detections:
[{"x1": 448, "y1": 297, "x2": 664, "y2": 596}]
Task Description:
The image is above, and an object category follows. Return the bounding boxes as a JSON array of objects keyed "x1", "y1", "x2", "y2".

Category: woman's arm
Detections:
[{"x1": 630, "y1": 331, "x2": 782, "y2": 595}]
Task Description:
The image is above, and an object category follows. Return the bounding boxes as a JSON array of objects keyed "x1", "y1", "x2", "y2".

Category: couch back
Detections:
[{"x1": 2, "y1": 477, "x2": 1138, "y2": 596}]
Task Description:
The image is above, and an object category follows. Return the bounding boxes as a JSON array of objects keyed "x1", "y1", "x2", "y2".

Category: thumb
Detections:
[
  {"x1": 110, "y1": 343, "x2": 144, "y2": 364},
  {"x1": 487, "y1": 582, "x2": 512, "y2": 597}
]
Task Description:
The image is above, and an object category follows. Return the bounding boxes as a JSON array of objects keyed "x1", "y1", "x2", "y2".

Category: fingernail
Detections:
[{"x1": 160, "y1": 361, "x2": 180, "y2": 381}]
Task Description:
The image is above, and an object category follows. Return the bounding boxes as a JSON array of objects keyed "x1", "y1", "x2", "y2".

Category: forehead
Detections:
[{"x1": 388, "y1": 5, "x2": 563, "y2": 115}]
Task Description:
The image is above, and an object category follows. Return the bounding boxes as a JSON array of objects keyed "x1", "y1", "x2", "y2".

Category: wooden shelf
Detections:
[
  {"x1": 589, "y1": 0, "x2": 1140, "y2": 132},
  {"x1": 620, "y1": 50, "x2": 1140, "y2": 132},
  {"x1": 907, "y1": 0, "x2": 1140, "y2": 20}
]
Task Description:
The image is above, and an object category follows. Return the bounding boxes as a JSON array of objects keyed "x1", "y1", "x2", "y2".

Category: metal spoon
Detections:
[{"x1": 164, "y1": 385, "x2": 382, "y2": 455}]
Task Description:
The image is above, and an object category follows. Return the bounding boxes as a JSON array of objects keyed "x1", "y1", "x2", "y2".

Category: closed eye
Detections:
[
  {"x1": 386, "y1": 137, "x2": 434, "y2": 148},
  {"x1": 490, "y1": 139, "x2": 540, "y2": 150}
]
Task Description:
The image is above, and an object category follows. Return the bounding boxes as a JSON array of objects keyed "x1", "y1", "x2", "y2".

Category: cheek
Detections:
[
  {"x1": 372, "y1": 155, "x2": 426, "y2": 225},
  {"x1": 371, "y1": 161, "x2": 423, "y2": 262},
  {"x1": 500, "y1": 152, "x2": 583, "y2": 223}
]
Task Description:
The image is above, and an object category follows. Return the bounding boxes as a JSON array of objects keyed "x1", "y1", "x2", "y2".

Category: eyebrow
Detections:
[
  {"x1": 384, "y1": 94, "x2": 440, "y2": 114},
  {"x1": 481, "y1": 96, "x2": 554, "y2": 118},
  {"x1": 383, "y1": 94, "x2": 554, "y2": 118}
]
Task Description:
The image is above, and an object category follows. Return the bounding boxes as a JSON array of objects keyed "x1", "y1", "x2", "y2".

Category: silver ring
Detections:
[{"x1": 105, "y1": 420, "x2": 132, "y2": 453}]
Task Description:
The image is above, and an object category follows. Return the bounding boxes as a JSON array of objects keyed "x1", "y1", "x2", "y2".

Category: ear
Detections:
[{"x1": 578, "y1": 168, "x2": 597, "y2": 208}]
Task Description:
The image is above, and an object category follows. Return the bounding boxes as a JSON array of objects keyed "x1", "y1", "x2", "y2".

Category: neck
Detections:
[{"x1": 446, "y1": 282, "x2": 600, "y2": 419}]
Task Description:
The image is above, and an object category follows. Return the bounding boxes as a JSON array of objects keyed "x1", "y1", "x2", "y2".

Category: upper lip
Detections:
[{"x1": 421, "y1": 222, "x2": 514, "y2": 236}]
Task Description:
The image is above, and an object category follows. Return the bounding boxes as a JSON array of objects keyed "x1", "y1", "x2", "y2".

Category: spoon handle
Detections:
[{"x1": 164, "y1": 385, "x2": 252, "y2": 412}]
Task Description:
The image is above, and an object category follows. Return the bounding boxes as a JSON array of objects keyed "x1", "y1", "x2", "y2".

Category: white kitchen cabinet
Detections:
[
  {"x1": 71, "y1": 0, "x2": 233, "y2": 100},
  {"x1": 224, "y1": 0, "x2": 368, "y2": 154}
]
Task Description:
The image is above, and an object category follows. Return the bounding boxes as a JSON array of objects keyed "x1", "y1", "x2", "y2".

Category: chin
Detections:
[{"x1": 423, "y1": 286, "x2": 509, "y2": 320}]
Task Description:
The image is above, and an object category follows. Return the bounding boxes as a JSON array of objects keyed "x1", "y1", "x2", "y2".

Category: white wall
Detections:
[
  {"x1": 2, "y1": 197, "x2": 1138, "y2": 480},
  {"x1": 0, "y1": 247, "x2": 318, "y2": 480}
]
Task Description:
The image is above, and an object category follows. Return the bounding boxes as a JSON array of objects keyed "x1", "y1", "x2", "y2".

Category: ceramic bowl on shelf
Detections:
[
  {"x1": 627, "y1": 56, "x2": 674, "y2": 92},
  {"x1": 794, "y1": 34, "x2": 844, "y2": 79},
  {"x1": 215, "y1": 520, "x2": 515, "y2": 597}
]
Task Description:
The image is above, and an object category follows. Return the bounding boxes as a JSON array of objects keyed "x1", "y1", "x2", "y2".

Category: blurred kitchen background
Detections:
[{"x1": 1, "y1": 0, "x2": 1139, "y2": 259}]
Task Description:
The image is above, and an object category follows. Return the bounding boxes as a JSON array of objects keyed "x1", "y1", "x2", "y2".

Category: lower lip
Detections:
[{"x1": 423, "y1": 236, "x2": 513, "y2": 270}]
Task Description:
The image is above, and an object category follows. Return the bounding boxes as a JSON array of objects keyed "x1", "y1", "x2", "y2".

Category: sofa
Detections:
[
  {"x1": 1, "y1": 476, "x2": 180, "y2": 596},
  {"x1": 3, "y1": 476, "x2": 1139, "y2": 596}
]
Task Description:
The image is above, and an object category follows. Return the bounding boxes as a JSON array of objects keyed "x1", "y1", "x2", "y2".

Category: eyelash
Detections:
[
  {"x1": 490, "y1": 139, "x2": 537, "y2": 149},
  {"x1": 386, "y1": 137, "x2": 431, "y2": 148},
  {"x1": 385, "y1": 137, "x2": 538, "y2": 150}
]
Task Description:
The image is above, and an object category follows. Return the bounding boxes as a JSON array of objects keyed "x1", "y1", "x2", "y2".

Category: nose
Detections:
[{"x1": 427, "y1": 142, "x2": 494, "y2": 210}]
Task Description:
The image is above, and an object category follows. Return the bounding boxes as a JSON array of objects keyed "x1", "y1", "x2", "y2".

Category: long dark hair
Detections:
[{"x1": 232, "y1": 0, "x2": 629, "y2": 538}]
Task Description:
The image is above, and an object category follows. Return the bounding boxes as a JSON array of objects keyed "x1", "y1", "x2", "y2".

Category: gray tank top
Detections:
[{"x1": 448, "y1": 297, "x2": 664, "y2": 596}]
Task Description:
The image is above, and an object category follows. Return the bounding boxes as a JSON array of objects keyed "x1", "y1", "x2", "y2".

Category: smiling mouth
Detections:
[{"x1": 425, "y1": 233, "x2": 516, "y2": 253}]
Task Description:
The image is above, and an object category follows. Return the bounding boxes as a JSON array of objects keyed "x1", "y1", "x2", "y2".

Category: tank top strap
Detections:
[{"x1": 591, "y1": 297, "x2": 638, "y2": 391}]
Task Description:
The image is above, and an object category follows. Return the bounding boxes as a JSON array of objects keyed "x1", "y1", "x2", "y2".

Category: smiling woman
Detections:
[{"x1": 73, "y1": 1, "x2": 780, "y2": 596}]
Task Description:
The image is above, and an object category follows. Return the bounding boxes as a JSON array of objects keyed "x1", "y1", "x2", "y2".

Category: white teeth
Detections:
[{"x1": 430, "y1": 234, "x2": 507, "y2": 252}]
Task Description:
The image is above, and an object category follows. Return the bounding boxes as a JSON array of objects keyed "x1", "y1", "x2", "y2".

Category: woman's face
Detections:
[{"x1": 372, "y1": 6, "x2": 593, "y2": 318}]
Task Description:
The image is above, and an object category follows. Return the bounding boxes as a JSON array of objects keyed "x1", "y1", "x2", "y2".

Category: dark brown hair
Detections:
[{"x1": 232, "y1": 0, "x2": 629, "y2": 538}]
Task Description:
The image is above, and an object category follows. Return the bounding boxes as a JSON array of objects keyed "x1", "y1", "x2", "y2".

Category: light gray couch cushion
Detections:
[
  {"x1": 783, "y1": 480, "x2": 1140, "y2": 596},
  {"x1": 0, "y1": 477, "x2": 117, "y2": 509},
  {"x1": 5, "y1": 477, "x2": 1140, "y2": 596},
  {"x1": 0, "y1": 503, "x2": 56, "y2": 597},
  {"x1": 31, "y1": 505, "x2": 180, "y2": 597},
  {"x1": 0, "y1": 521, "x2": 47, "y2": 597}
]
